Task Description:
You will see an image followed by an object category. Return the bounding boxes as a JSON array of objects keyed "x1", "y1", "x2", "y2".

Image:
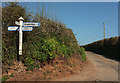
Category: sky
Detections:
[{"x1": 2, "y1": 2, "x2": 119, "y2": 45}]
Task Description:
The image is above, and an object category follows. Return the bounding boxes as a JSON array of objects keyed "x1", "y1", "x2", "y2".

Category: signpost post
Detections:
[
  {"x1": 8, "y1": 17, "x2": 40, "y2": 62},
  {"x1": 19, "y1": 17, "x2": 24, "y2": 56}
]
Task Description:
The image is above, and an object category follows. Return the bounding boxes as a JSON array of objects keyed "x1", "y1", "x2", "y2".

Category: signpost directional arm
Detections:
[{"x1": 23, "y1": 22, "x2": 40, "y2": 27}]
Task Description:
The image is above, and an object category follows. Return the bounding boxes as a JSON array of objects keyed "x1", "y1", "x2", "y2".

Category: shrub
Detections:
[
  {"x1": 2, "y1": 75, "x2": 9, "y2": 81},
  {"x1": 10, "y1": 73, "x2": 14, "y2": 77},
  {"x1": 83, "y1": 37, "x2": 119, "y2": 61},
  {"x1": 79, "y1": 47, "x2": 86, "y2": 61},
  {"x1": 2, "y1": 2, "x2": 86, "y2": 71}
]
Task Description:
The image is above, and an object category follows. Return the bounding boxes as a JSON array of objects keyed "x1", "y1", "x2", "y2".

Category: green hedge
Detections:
[{"x1": 2, "y1": 2, "x2": 86, "y2": 70}]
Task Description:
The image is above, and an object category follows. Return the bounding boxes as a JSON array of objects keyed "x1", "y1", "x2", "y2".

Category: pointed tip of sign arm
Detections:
[
  {"x1": 38, "y1": 22, "x2": 40, "y2": 27},
  {"x1": 8, "y1": 26, "x2": 19, "y2": 31}
]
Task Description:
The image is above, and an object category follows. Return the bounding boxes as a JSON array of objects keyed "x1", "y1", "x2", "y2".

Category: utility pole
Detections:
[{"x1": 103, "y1": 22, "x2": 105, "y2": 39}]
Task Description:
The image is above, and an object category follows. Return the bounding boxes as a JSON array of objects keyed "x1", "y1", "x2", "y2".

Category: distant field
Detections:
[{"x1": 82, "y1": 37, "x2": 120, "y2": 61}]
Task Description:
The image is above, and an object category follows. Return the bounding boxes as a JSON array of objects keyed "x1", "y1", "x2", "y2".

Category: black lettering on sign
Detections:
[{"x1": 24, "y1": 24, "x2": 36, "y2": 25}]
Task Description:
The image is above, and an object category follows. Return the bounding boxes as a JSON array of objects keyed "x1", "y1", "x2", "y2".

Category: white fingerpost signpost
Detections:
[
  {"x1": 19, "y1": 17, "x2": 23, "y2": 56},
  {"x1": 8, "y1": 17, "x2": 40, "y2": 61}
]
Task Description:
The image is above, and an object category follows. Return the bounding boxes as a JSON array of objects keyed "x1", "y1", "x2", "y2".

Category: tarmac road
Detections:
[{"x1": 54, "y1": 51, "x2": 119, "y2": 81}]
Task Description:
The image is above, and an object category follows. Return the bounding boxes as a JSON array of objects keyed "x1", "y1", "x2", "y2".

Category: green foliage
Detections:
[
  {"x1": 24, "y1": 56, "x2": 36, "y2": 70},
  {"x1": 79, "y1": 47, "x2": 86, "y2": 61},
  {"x1": 2, "y1": 2, "x2": 86, "y2": 71},
  {"x1": 83, "y1": 37, "x2": 119, "y2": 61},
  {"x1": 10, "y1": 73, "x2": 14, "y2": 77},
  {"x1": 23, "y1": 36, "x2": 75, "y2": 70},
  {"x1": 2, "y1": 75, "x2": 9, "y2": 81}
]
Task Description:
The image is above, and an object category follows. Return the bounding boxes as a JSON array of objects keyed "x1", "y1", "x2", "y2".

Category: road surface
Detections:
[{"x1": 54, "y1": 51, "x2": 119, "y2": 81}]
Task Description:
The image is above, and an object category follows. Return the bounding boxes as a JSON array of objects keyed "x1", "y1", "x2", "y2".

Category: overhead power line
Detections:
[
  {"x1": 103, "y1": 22, "x2": 105, "y2": 39},
  {"x1": 104, "y1": 17, "x2": 119, "y2": 23}
]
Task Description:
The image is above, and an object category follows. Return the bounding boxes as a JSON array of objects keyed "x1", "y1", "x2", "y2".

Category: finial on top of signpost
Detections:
[{"x1": 19, "y1": 17, "x2": 24, "y2": 21}]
